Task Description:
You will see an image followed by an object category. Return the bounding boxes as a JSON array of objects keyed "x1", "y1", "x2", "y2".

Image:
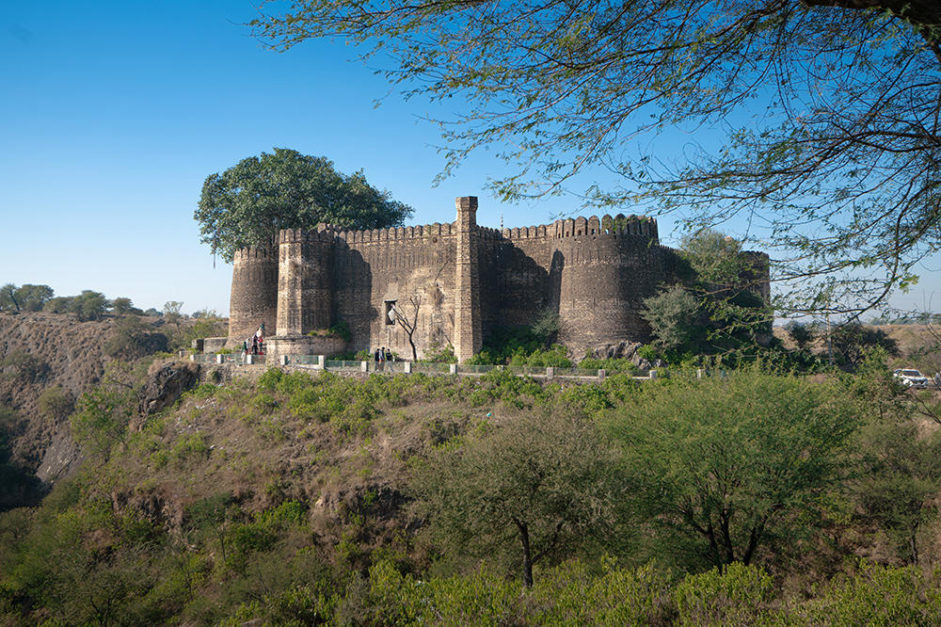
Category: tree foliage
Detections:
[
  {"x1": 643, "y1": 229, "x2": 770, "y2": 357},
  {"x1": 252, "y1": 1, "x2": 941, "y2": 314},
  {"x1": 851, "y1": 418, "x2": 941, "y2": 565},
  {"x1": 410, "y1": 411, "x2": 626, "y2": 586},
  {"x1": 831, "y1": 323, "x2": 899, "y2": 369},
  {"x1": 607, "y1": 369, "x2": 858, "y2": 569},
  {"x1": 0, "y1": 405, "x2": 45, "y2": 512},
  {"x1": 0, "y1": 351, "x2": 50, "y2": 385},
  {"x1": 42, "y1": 290, "x2": 109, "y2": 321},
  {"x1": 38, "y1": 386, "x2": 75, "y2": 423},
  {"x1": 111, "y1": 297, "x2": 141, "y2": 317},
  {"x1": 70, "y1": 362, "x2": 140, "y2": 461},
  {"x1": 0, "y1": 284, "x2": 54, "y2": 313},
  {"x1": 195, "y1": 148, "x2": 413, "y2": 261}
]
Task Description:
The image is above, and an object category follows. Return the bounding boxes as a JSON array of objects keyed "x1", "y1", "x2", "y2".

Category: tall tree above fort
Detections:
[
  {"x1": 196, "y1": 148, "x2": 413, "y2": 262},
  {"x1": 251, "y1": 1, "x2": 941, "y2": 315}
]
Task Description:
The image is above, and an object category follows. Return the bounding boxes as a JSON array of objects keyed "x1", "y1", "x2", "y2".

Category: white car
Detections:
[{"x1": 893, "y1": 369, "x2": 929, "y2": 389}]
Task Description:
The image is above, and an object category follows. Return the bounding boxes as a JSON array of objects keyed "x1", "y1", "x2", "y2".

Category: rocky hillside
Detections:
[{"x1": 0, "y1": 311, "x2": 180, "y2": 484}]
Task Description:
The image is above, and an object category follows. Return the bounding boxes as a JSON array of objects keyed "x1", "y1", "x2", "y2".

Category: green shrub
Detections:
[
  {"x1": 558, "y1": 384, "x2": 613, "y2": 413},
  {"x1": 534, "y1": 560, "x2": 673, "y2": 625},
  {"x1": 508, "y1": 344, "x2": 572, "y2": 368},
  {"x1": 187, "y1": 383, "x2": 219, "y2": 400},
  {"x1": 329, "y1": 320, "x2": 352, "y2": 342},
  {"x1": 38, "y1": 385, "x2": 74, "y2": 422},
  {"x1": 170, "y1": 433, "x2": 210, "y2": 464},
  {"x1": 70, "y1": 381, "x2": 136, "y2": 460},
  {"x1": 422, "y1": 341, "x2": 457, "y2": 363},
  {"x1": 1, "y1": 351, "x2": 50, "y2": 384},
  {"x1": 799, "y1": 561, "x2": 941, "y2": 625},
  {"x1": 672, "y1": 562, "x2": 777, "y2": 626},
  {"x1": 579, "y1": 356, "x2": 639, "y2": 373}
]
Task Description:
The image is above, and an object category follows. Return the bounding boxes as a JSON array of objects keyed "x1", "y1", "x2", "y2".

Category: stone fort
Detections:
[{"x1": 226, "y1": 196, "x2": 768, "y2": 362}]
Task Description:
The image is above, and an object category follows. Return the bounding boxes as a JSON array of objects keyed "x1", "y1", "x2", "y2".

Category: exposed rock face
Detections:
[
  {"x1": 137, "y1": 361, "x2": 200, "y2": 418},
  {"x1": 589, "y1": 340, "x2": 665, "y2": 370}
]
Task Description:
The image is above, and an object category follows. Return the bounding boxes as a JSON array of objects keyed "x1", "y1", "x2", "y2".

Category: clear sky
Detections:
[{"x1": 2, "y1": 1, "x2": 938, "y2": 317}]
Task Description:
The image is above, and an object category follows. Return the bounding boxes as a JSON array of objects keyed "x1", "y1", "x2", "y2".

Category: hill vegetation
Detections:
[
  {"x1": 2, "y1": 332, "x2": 941, "y2": 623},
  {"x1": 3, "y1": 292, "x2": 941, "y2": 623}
]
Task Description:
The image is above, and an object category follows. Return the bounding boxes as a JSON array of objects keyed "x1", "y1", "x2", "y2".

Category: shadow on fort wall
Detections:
[
  {"x1": 548, "y1": 250, "x2": 564, "y2": 314},
  {"x1": 478, "y1": 242, "x2": 564, "y2": 341},
  {"x1": 331, "y1": 241, "x2": 376, "y2": 352}
]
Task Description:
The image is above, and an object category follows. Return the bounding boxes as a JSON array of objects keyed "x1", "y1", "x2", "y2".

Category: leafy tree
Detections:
[
  {"x1": 43, "y1": 296, "x2": 72, "y2": 314},
  {"x1": 18, "y1": 284, "x2": 54, "y2": 312},
  {"x1": 163, "y1": 300, "x2": 184, "y2": 330},
  {"x1": 831, "y1": 323, "x2": 899, "y2": 370},
  {"x1": 38, "y1": 386, "x2": 75, "y2": 422},
  {"x1": 643, "y1": 229, "x2": 770, "y2": 357},
  {"x1": 607, "y1": 369, "x2": 858, "y2": 569},
  {"x1": 70, "y1": 362, "x2": 139, "y2": 461},
  {"x1": 111, "y1": 297, "x2": 140, "y2": 317},
  {"x1": 785, "y1": 322, "x2": 815, "y2": 352},
  {"x1": 70, "y1": 290, "x2": 109, "y2": 321},
  {"x1": 37, "y1": 291, "x2": 108, "y2": 320},
  {"x1": 195, "y1": 148, "x2": 413, "y2": 261},
  {"x1": 851, "y1": 418, "x2": 941, "y2": 564},
  {"x1": 0, "y1": 284, "x2": 55, "y2": 313},
  {"x1": 0, "y1": 351, "x2": 50, "y2": 384},
  {"x1": 253, "y1": 2, "x2": 941, "y2": 314},
  {"x1": 410, "y1": 411, "x2": 626, "y2": 587},
  {"x1": 0, "y1": 284, "x2": 19, "y2": 312},
  {"x1": 641, "y1": 285, "x2": 705, "y2": 357}
]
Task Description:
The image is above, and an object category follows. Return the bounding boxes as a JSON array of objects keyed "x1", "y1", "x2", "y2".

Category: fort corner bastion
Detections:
[{"x1": 226, "y1": 196, "x2": 770, "y2": 362}]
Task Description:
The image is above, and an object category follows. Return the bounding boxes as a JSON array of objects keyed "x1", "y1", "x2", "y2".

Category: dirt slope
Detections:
[{"x1": 0, "y1": 312, "x2": 124, "y2": 480}]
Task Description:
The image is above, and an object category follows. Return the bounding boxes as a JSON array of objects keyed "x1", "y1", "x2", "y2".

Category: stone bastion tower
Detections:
[{"x1": 225, "y1": 196, "x2": 769, "y2": 362}]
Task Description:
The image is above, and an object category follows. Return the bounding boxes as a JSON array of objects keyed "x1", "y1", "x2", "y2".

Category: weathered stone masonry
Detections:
[{"x1": 227, "y1": 196, "x2": 766, "y2": 362}]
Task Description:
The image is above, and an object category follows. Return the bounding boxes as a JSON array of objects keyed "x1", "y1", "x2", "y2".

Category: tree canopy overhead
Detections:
[
  {"x1": 195, "y1": 148, "x2": 413, "y2": 262},
  {"x1": 252, "y1": 2, "x2": 941, "y2": 315}
]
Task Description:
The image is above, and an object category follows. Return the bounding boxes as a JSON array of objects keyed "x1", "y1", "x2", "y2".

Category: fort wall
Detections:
[
  {"x1": 228, "y1": 197, "x2": 766, "y2": 361},
  {"x1": 478, "y1": 214, "x2": 663, "y2": 347},
  {"x1": 331, "y1": 224, "x2": 458, "y2": 357}
]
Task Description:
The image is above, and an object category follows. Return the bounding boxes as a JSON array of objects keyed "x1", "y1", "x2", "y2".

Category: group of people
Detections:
[
  {"x1": 373, "y1": 347, "x2": 394, "y2": 370},
  {"x1": 242, "y1": 324, "x2": 265, "y2": 356}
]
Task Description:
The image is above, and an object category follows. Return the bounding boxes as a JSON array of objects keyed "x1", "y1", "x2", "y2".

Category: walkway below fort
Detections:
[{"x1": 189, "y1": 353, "x2": 660, "y2": 383}]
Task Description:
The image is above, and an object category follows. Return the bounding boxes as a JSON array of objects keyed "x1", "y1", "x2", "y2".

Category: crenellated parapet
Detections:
[
  {"x1": 232, "y1": 243, "x2": 278, "y2": 262},
  {"x1": 477, "y1": 213, "x2": 659, "y2": 243},
  {"x1": 332, "y1": 221, "x2": 455, "y2": 244},
  {"x1": 277, "y1": 225, "x2": 338, "y2": 244}
]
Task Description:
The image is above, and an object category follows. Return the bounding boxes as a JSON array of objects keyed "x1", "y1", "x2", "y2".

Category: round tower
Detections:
[
  {"x1": 554, "y1": 216, "x2": 663, "y2": 351},
  {"x1": 228, "y1": 243, "x2": 278, "y2": 347}
]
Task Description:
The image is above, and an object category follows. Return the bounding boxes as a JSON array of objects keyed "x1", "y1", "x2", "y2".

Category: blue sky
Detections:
[{"x1": 2, "y1": 1, "x2": 938, "y2": 317}]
